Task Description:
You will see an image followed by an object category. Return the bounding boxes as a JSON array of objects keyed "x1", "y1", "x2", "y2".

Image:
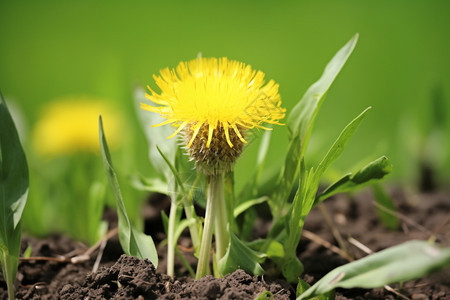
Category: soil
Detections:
[{"x1": 0, "y1": 187, "x2": 449, "y2": 299}]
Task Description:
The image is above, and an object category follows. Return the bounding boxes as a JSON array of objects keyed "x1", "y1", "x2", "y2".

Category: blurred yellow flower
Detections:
[
  {"x1": 141, "y1": 57, "x2": 285, "y2": 175},
  {"x1": 32, "y1": 97, "x2": 122, "y2": 156}
]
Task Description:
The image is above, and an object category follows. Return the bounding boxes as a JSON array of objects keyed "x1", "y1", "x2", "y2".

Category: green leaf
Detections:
[
  {"x1": 316, "y1": 156, "x2": 392, "y2": 204},
  {"x1": 254, "y1": 290, "x2": 274, "y2": 300},
  {"x1": 0, "y1": 94, "x2": 29, "y2": 299},
  {"x1": 372, "y1": 183, "x2": 399, "y2": 230},
  {"x1": 130, "y1": 174, "x2": 168, "y2": 194},
  {"x1": 99, "y1": 116, "x2": 158, "y2": 267},
  {"x1": 271, "y1": 34, "x2": 359, "y2": 216},
  {"x1": 282, "y1": 256, "x2": 304, "y2": 283},
  {"x1": 174, "y1": 217, "x2": 196, "y2": 244},
  {"x1": 0, "y1": 94, "x2": 29, "y2": 241},
  {"x1": 265, "y1": 240, "x2": 285, "y2": 259},
  {"x1": 296, "y1": 279, "x2": 334, "y2": 300},
  {"x1": 313, "y1": 107, "x2": 371, "y2": 183},
  {"x1": 224, "y1": 171, "x2": 238, "y2": 233},
  {"x1": 287, "y1": 33, "x2": 359, "y2": 137},
  {"x1": 87, "y1": 181, "x2": 108, "y2": 245},
  {"x1": 296, "y1": 279, "x2": 311, "y2": 297},
  {"x1": 23, "y1": 244, "x2": 32, "y2": 259},
  {"x1": 161, "y1": 210, "x2": 169, "y2": 235},
  {"x1": 297, "y1": 280, "x2": 334, "y2": 300},
  {"x1": 301, "y1": 107, "x2": 372, "y2": 220},
  {"x1": 286, "y1": 159, "x2": 312, "y2": 257},
  {"x1": 297, "y1": 240, "x2": 450, "y2": 300},
  {"x1": 219, "y1": 231, "x2": 266, "y2": 276},
  {"x1": 233, "y1": 196, "x2": 268, "y2": 218},
  {"x1": 257, "y1": 129, "x2": 272, "y2": 169}
]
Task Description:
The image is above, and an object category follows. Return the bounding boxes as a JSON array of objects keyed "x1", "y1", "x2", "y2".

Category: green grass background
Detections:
[{"x1": 1, "y1": 0, "x2": 449, "y2": 189}]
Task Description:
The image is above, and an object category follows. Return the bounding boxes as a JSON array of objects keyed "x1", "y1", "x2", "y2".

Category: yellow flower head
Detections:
[
  {"x1": 141, "y1": 57, "x2": 285, "y2": 174},
  {"x1": 32, "y1": 96, "x2": 122, "y2": 156}
]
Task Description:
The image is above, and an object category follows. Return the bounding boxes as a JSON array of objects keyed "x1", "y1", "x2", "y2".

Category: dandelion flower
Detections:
[
  {"x1": 141, "y1": 57, "x2": 285, "y2": 175},
  {"x1": 32, "y1": 97, "x2": 122, "y2": 156}
]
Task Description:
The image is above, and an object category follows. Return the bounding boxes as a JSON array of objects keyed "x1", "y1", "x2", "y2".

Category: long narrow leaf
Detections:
[
  {"x1": 313, "y1": 107, "x2": 371, "y2": 182},
  {"x1": 271, "y1": 34, "x2": 359, "y2": 215},
  {"x1": 0, "y1": 94, "x2": 29, "y2": 299},
  {"x1": 316, "y1": 156, "x2": 392, "y2": 204},
  {"x1": 99, "y1": 116, "x2": 158, "y2": 267},
  {"x1": 0, "y1": 94, "x2": 29, "y2": 240},
  {"x1": 297, "y1": 241, "x2": 450, "y2": 300},
  {"x1": 287, "y1": 33, "x2": 359, "y2": 137}
]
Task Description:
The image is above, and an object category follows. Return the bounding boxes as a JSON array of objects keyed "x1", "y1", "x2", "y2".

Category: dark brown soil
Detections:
[
  {"x1": 58, "y1": 255, "x2": 291, "y2": 300},
  {"x1": 0, "y1": 188, "x2": 449, "y2": 299}
]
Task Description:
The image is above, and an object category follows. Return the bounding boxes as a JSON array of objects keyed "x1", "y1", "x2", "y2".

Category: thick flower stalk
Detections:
[{"x1": 141, "y1": 57, "x2": 285, "y2": 278}]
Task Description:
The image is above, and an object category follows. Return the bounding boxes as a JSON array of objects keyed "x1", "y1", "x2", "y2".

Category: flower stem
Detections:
[
  {"x1": 196, "y1": 174, "x2": 223, "y2": 279},
  {"x1": 167, "y1": 199, "x2": 177, "y2": 277},
  {"x1": 183, "y1": 173, "x2": 202, "y2": 252},
  {"x1": 213, "y1": 174, "x2": 229, "y2": 263},
  {"x1": 224, "y1": 172, "x2": 238, "y2": 233}
]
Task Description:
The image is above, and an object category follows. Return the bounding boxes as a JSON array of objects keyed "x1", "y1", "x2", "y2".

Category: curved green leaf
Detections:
[
  {"x1": 297, "y1": 279, "x2": 334, "y2": 300},
  {"x1": 313, "y1": 107, "x2": 371, "y2": 182},
  {"x1": 99, "y1": 116, "x2": 158, "y2": 267},
  {"x1": 287, "y1": 33, "x2": 359, "y2": 137},
  {"x1": 0, "y1": 94, "x2": 29, "y2": 300},
  {"x1": 316, "y1": 156, "x2": 392, "y2": 204},
  {"x1": 219, "y1": 231, "x2": 266, "y2": 276},
  {"x1": 233, "y1": 196, "x2": 268, "y2": 218},
  {"x1": 271, "y1": 34, "x2": 359, "y2": 216},
  {"x1": 0, "y1": 94, "x2": 29, "y2": 238},
  {"x1": 297, "y1": 241, "x2": 450, "y2": 299}
]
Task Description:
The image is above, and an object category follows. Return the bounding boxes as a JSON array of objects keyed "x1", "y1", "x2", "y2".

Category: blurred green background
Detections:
[{"x1": 1, "y1": 0, "x2": 449, "y2": 192}]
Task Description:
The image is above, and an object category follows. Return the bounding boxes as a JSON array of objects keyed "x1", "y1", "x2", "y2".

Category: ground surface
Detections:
[{"x1": 0, "y1": 188, "x2": 449, "y2": 299}]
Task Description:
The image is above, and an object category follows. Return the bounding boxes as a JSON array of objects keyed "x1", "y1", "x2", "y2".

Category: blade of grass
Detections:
[
  {"x1": 0, "y1": 93, "x2": 29, "y2": 300},
  {"x1": 286, "y1": 107, "x2": 370, "y2": 259},
  {"x1": 271, "y1": 33, "x2": 359, "y2": 220},
  {"x1": 99, "y1": 116, "x2": 158, "y2": 267},
  {"x1": 313, "y1": 107, "x2": 371, "y2": 182}
]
